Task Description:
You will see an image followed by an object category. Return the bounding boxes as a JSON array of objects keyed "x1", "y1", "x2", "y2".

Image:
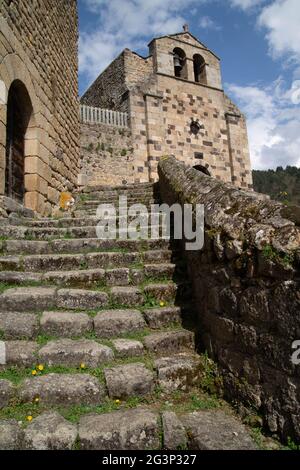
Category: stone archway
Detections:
[
  {"x1": 193, "y1": 164, "x2": 211, "y2": 176},
  {"x1": 5, "y1": 80, "x2": 35, "y2": 202}
]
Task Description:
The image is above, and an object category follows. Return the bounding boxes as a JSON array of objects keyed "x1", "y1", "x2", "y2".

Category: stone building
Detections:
[
  {"x1": 0, "y1": 0, "x2": 79, "y2": 215},
  {"x1": 81, "y1": 27, "x2": 252, "y2": 189}
]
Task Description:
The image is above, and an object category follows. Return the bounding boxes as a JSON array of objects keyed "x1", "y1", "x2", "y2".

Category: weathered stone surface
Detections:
[
  {"x1": 180, "y1": 410, "x2": 257, "y2": 450},
  {"x1": 144, "y1": 283, "x2": 177, "y2": 301},
  {"x1": 162, "y1": 412, "x2": 187, "y2": 450},
  {"x1": 57, "y1": 289, "x2": 108, "y2": 309},
  {"x1": 143, "y1": 307, "x2": 182, "y2": 329},
  {"x1": 155, "y1": 354, "x2": 203, "y2": 392},
  {"x1": 0, "y1": 287, "x2": 57, "y2": 312},
  {"x1": 44, "y1": 268, "x2": 106, "y2": 286},
  {"x1": 144, "y1": 330, "x2": 194, "y2": 354},
  {"x1": 110, "y1": 287, "x2": 143, "y2": 306},
  {"x1": 105, "y1": 268, "x2": 130, "y2": 286},
  {"x1": 0, "y1": 379, "x2": 14, "y2": 409},
  {"x1": 94, "y1": 309, "x2": 146, "y2": 338},
  {"x1": 5, "y1": 341, "x2": 38, "y2": 366},
  {"x1": 79, "y1": 408, "x2": 160, "y2": 450},
  {"x1": 39, "y1": 339, "x2": 114, "y2": 367},
  {"x1": 112, "y1": 339, "x2": 144, "y2": 358},
  {"x1": 0, "y1": 420, "x2": 24, "y2": 450},
  {"x1": 23, "y1": 254, "x2": 85, "y2": 272},
  {"x1": 144, "y1": 263, "x2": 176, "y2": 279},
  {"x1": 40, "y1": 311, "x2": 93, "y2": 337},
  {"x1": 19, "y1": 374, "x2": 105, "y2": 405},
  {"x1": 104, "y1": 363, "x2": 155, "y2": 398},
  {"x1": 0, "y1": 312, "x2": 38, "y2": 339},
  {"x1": 24, "y1": 412, "x2": 78, "y2": 450}
]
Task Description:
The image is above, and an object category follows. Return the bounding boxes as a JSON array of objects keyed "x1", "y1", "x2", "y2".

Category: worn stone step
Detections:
[
  {"x1": 94, "y1": 309, "x2": 146, "y2": 338},
  {"x1": 81, "y1": 182, "x2": 156, "y2": 193},
  {"x1": 104, "y1": 363, "x2": 155, "y2": 399},
  {"x1": 3, "y1": 238, "x2": 174, "y2": 255},
  {"x1": 112, "y1": 339, "x2": 145, "y2": 358},
  {"x1": 0, "y1": 287, "x2": 109, "y2": 312},
  {"x1": 0, "y1": 312, "x2": 39, "y2": 339},
  {"x1": 3, "y1": 341, "x2": 38, "y2": 366},
  {"x1": 0, "y1": 250, "x2": 175, "y2": 272},
  {"x1": 143, "y1": 282, "x2": 178, "y2": 301},
  {"x1": 143, "y1": 306, "x2": 182, "y2": 329},
  {"x1": 110, "y1": 286, "x2": 143, "y2": 307},
  {"x1": 19, "y1": 373, "x2": 105, "y2": 405},
  {"x1": 79, "y1": 408, "x2": 159, "y2": 450},
  {"x1": 38, "y1": 339, "x2": 114, "y2": 367},
  {"x1": 144, "y1": 263, "x2": 177, "y2": 279},
  {"x1": 144, "y1": 330, "x2": 195, "y2": 354},
  {"x1": 76, "y1": 197, "x2": 158, "y2": 207},
  {"x1": 40, "y1": 311, "x2": 93, "y2": 337},
  {"x1": 0, "y1": 287, "x2": 57, "y2": 312},
  {"x1": 56, "y1": 289, "x2": 109, "y2": 310},
  {"x1": 154, "y1": 353, "x2": 203, "y2": 392}
]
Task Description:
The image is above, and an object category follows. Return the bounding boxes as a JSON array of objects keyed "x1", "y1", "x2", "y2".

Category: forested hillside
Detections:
[{"x1": 252, "y1": 166, "x2": 300, "y2": 206}]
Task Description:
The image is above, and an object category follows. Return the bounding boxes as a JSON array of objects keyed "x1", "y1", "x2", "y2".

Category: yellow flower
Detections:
[
  {"x1": 115, "y1": 399, "x2": 121, "y2": 405},
  {"x1": 34, "y1": 397, "x2": 40, "y2": 403},
  {"x1": 37, "y1": 364, "x2": 44, "y2": 371},
  {"x1": 31, "y1": 370, "x2": 37, "y2": 376},
  {"x1": 160, "y1": 301, "x2": 165, "y2": 307},
  {"x1": 27, "y1": 415, "x2": 33, "y2": 422},
  {"x1": 80, "y1": 363, "x2": 86, "y2": 370}
]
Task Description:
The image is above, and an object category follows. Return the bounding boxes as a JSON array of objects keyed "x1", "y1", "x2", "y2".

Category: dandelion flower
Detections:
[
  {"x1": 31, "y1": 370, "x2": 37, "y2": 376},
  {"x1": 34, "y1": 397, "x2": 40, "y2": 403},
  {"x1": 37, "y1": 364, "x2": 44, "y2": 371},
  {"x1": 26, "y1": 415, "x2": 33, "y2": 422},
  {"x1": 115, "y1": 399, "x2": 121, "y2": 405},
  {"x1": 160, "y1": 301, "x2": 165, "y2": 307},
  {"x1": 80, "y1": 363, "x2": 86, "y2": 369}
]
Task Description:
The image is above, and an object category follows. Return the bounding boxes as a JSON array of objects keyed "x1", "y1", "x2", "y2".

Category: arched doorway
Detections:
[
  {"x1": 5, "y1": 80, "x2": 33, "y2": 202},
  {"x1": 193, "y1": 165, "x2": 211, "y2": 176}
]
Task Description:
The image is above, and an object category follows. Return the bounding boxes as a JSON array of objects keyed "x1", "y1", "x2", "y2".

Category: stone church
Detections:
[{"x1": 81, "y1": 26, "x2": 252, "y2": 189}]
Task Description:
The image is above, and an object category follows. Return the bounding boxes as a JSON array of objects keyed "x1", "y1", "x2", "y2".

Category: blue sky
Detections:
[{"x1": 78, "y1": 0, "x2": 300, "y2": 170}]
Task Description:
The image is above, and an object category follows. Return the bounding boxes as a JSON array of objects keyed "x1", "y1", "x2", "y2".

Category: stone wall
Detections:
[
  {"x1": 0, "y1": 0, "x2": 79, "y2": 215},
  {"x1": 158, "y1": 156, "x2": 300, "y2": 443},
  {"x1": 79, "y1": 123, "x2": 134, "y2": 186}
]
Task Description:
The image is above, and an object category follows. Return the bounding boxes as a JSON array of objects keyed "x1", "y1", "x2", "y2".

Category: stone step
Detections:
[
  {"x1": 0, "y1": 287, "x2": 109, "y2": 312},
  {"x1": 40, "y1": 311, "x2": 93, "y2": 337},
  {"x1": 143, "y1": 306, "x2": 182, "y2": 329},
  {"x1": 19, "y1": 373, "x2": 105, "y2": 405},
  {"x1": 0, "y1": 407, "x2": 258, "y2": 450},
  {"x1": 76, "y1": 197, "x2": 160, "y2": 206},
  {"x1": 3, "y1": 238, "x2": 174, "y2": 255},
  {"x1": 0, "y1": 250, "x2": 175, "y2": 272},
  {"x1": 104, "y1": 363, "x2": 155, "y2": 399},
  {"x1": 154, "y1": 353, "x2": 203, "y2": 392},
  {"x1": 144, "y1": 330, "x2": 195, "y2": 355},
  {"x1": 38, "y1": 339, "x2": 114, "y2": 367},
  {"x1": 94, "y1": 309, "x2": 147, "y2": 338}
]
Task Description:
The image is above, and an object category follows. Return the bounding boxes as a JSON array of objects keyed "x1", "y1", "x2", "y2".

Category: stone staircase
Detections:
[{"x1": 0, "y1": 183, "x2": 259, "y2": 450}]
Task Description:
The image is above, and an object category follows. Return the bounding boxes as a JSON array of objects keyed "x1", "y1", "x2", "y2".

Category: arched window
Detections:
[
  {"x1": 193, "y1": 164, "x2": 211, "y2": 176},
  {"x1": 193, "y1": 54, "x2": 207, "y2": 84},
  {"x1": 5, "y1": 80, "x2": 33, "y2": 202},
  {"x1": 173, "y1": 48, "x2": 187, "y2": 79}
]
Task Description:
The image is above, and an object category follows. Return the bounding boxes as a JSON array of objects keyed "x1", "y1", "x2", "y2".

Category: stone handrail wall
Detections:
[
  {"x1": 80, "y1": 105, "x2": 129, "y2": 128},
  {"x1": 158, "y1": 156, "x2": 300, "y2": 442}
]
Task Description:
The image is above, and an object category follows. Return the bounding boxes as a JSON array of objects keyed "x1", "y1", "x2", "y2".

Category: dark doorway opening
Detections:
[
  {"x1": 5, "y1": 80, "x2": 33, "y2": 202},
  {"x1": 193, "y1": 164, "x2": 211, "y2": 176}
]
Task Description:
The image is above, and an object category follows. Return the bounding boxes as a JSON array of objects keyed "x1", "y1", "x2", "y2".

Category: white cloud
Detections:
[
  {"x1": 199, "y1": 15, "x2": 221, "y2": 31},
  {"x1": 227, "y1": 79, "x2": 300, "y2": 169},
  {"x1": 258, "y1": 0, "x2": 300, "y2": 63},
  {"x1": 229, "y1": 0, "x2": 266, "y2": 10}
]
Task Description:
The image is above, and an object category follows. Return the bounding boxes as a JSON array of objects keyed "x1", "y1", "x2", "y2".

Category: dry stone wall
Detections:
[
  {"x1": 158, "y1": 156, "x2": 300, "y2": 443},
  {"x1": 80, "y1": 123, "x2": 134, "y2": 186},
  {"x1": 0, "y1": 0, "x2": 79, "y2": 215}
]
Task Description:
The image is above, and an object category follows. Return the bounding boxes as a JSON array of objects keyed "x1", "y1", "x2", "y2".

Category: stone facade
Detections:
[
  {"x1": 0, "y1": 0, "x2": 79, "y2": 215},
  {"x1": 81, "y1": 30, "x2": 252, "y2": 189},
  {"x1": 158, "y1": 156, "x2": 300, "y2": 443},
  {"x1": 80, "y1": 123, "x2": 134, "y2": 187}
]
